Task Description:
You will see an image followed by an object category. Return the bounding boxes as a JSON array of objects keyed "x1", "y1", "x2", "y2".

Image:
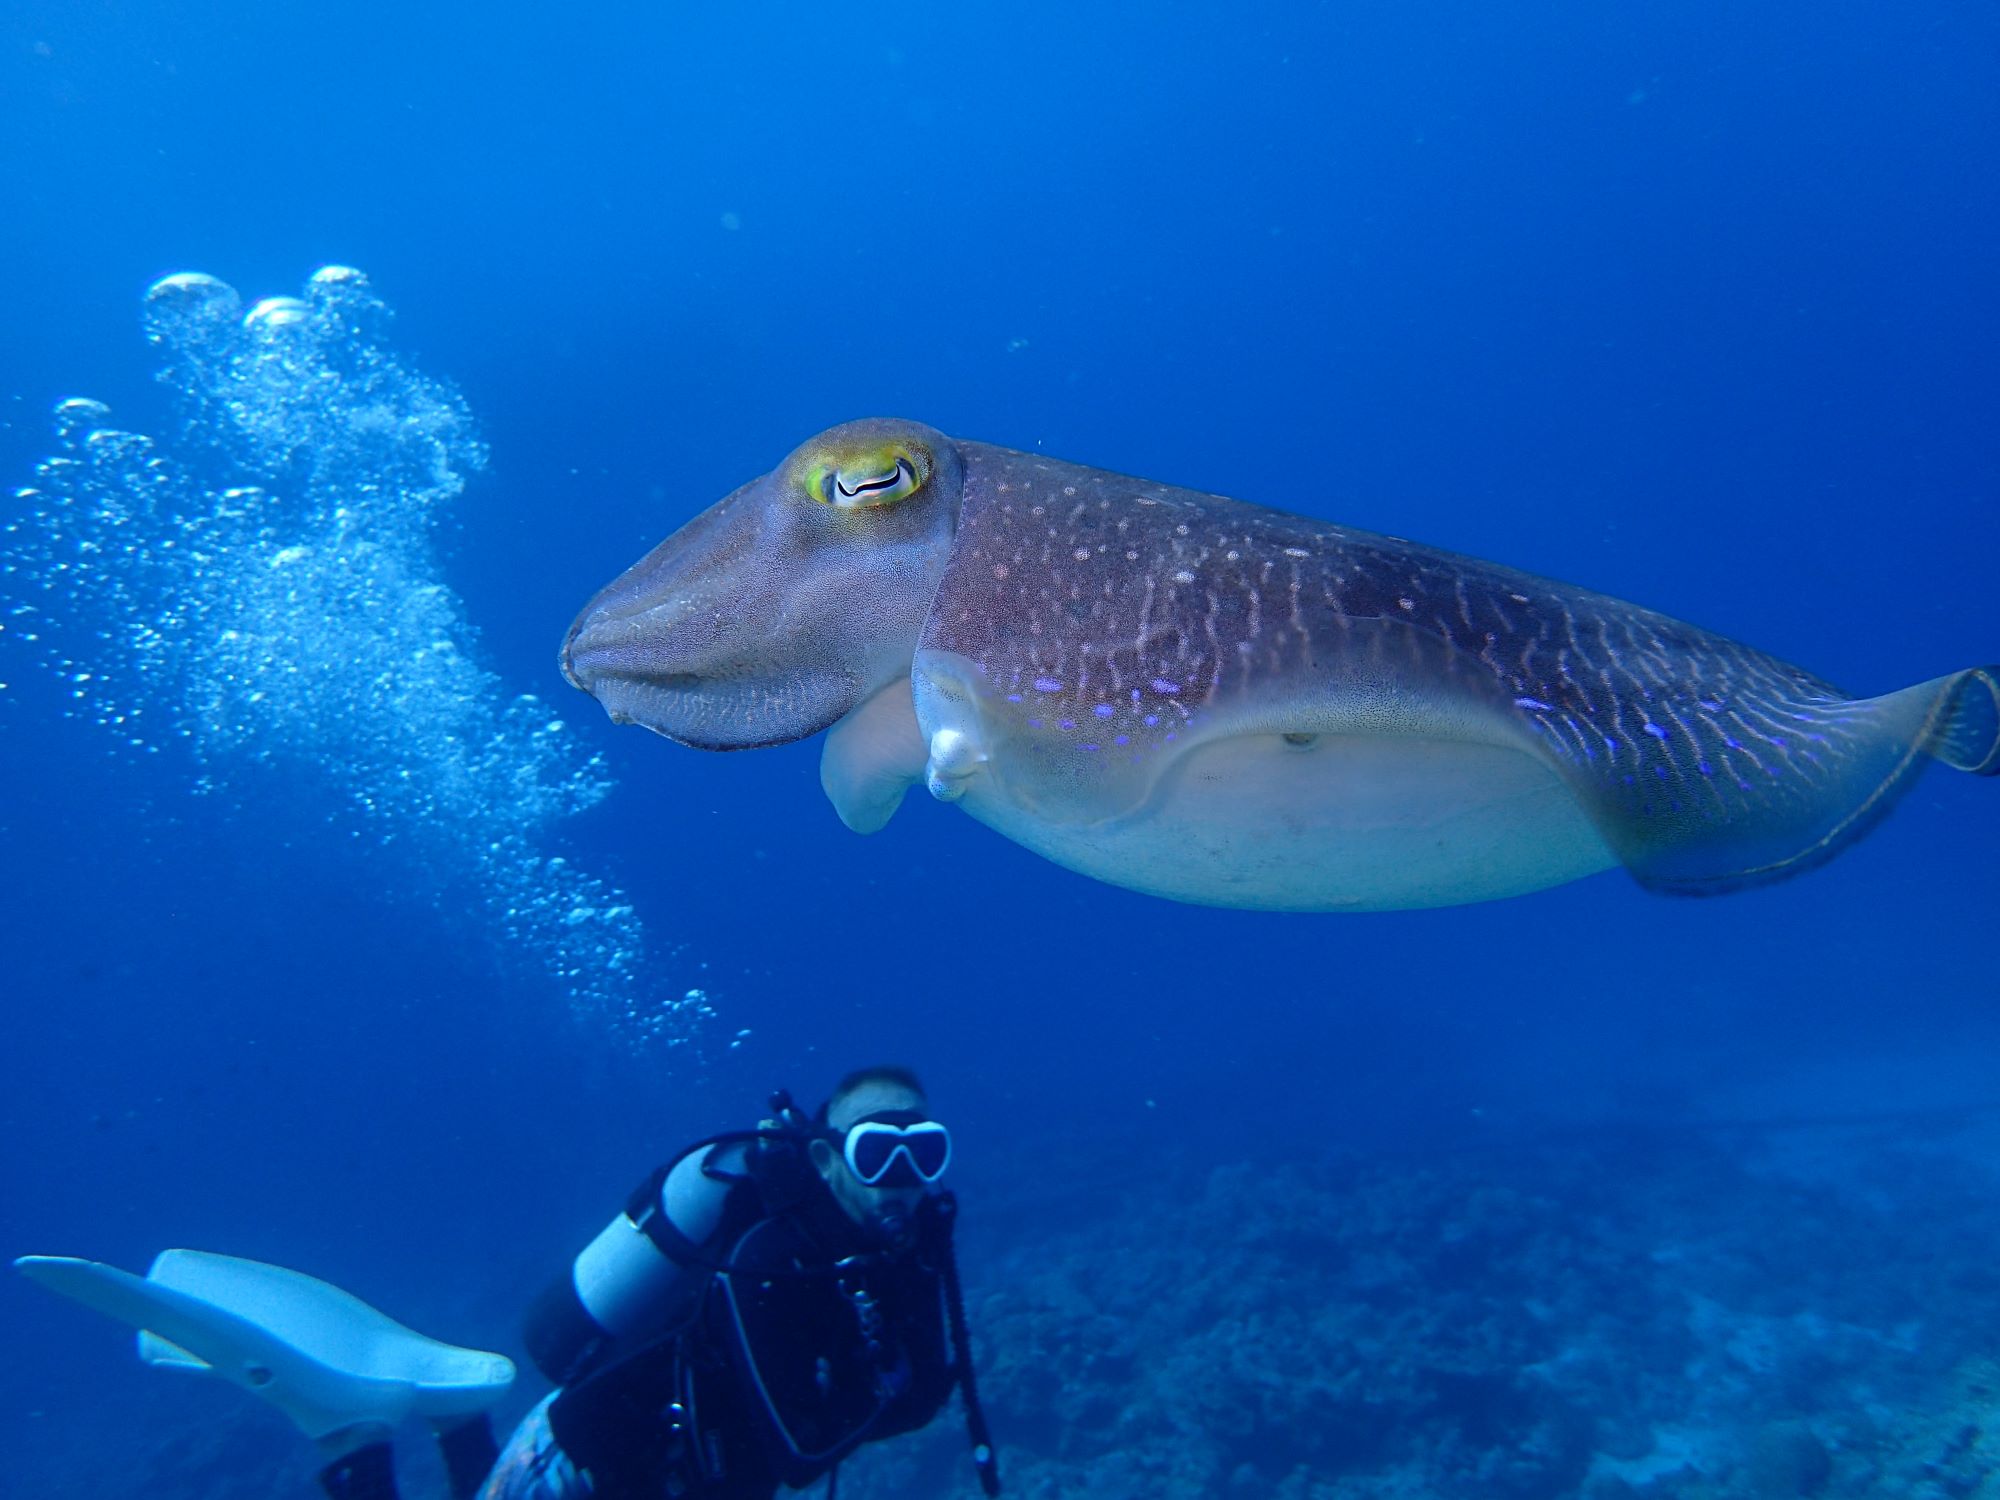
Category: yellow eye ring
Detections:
[{"x1": 802, "y1": 445, "x2": 929, "y2": 509}]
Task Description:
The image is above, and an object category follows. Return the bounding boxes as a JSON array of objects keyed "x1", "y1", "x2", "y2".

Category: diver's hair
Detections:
[{"x1": 816, "y1": 1064, "x2": 928, "y2": 1124}]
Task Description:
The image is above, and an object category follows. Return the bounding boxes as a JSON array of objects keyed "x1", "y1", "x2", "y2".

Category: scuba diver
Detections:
[{"x1": 17, "y1": 1065, "x2": 1001, "y2": 1500}]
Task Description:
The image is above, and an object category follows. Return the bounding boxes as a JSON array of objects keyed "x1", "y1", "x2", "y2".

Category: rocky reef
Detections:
[{"x1": 850, "y1": 1126, "x2": 2000, "y2": 1500}]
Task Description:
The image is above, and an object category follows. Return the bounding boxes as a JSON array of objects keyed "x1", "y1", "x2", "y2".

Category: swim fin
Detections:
[{"x1": 14, "y1": 1250, "x2": 513, "y2": 1440}]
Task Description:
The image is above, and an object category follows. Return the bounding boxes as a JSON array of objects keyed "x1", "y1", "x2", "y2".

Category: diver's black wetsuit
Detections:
[
  {"x1": 540, "y1": 1134, "x2": 962, "y2": 1499},
  {"x1": 322, "y1": 1131, "x2": 989, "y2": 1500}
]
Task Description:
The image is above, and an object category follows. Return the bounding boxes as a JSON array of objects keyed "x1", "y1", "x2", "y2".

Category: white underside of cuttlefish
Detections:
[{"x1": 823, "y1": 665, "x2": 1617, "y2": 911}]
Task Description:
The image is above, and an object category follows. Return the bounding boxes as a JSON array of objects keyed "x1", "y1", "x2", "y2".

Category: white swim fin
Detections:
[{"x1": 15, "y1": 1250, "x2": 514, "y2": 1440}]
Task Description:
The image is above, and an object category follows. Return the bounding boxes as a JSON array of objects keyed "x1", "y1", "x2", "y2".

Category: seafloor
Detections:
[
  {"x1": 22, "y1": 1117, "x2": 2000, "y2": 1500},
  {"x1": 853, "y1": 1119, "x2": 2000, "y2": 1500}
]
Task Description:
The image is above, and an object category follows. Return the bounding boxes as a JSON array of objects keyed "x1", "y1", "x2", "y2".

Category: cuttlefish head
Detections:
[{"x1": 560, "y1": 418, "x2": 963, "y2": 750}]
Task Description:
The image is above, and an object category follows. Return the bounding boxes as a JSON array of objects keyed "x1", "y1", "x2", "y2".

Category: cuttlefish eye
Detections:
[{"x1": 802, "y1": 444, "x2": 930, "y2": 509}]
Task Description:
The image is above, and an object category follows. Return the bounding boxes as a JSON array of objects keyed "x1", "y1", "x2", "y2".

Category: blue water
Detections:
[{"x1": 2, "y1": 4, "x2": 1995, "y2": 1496}]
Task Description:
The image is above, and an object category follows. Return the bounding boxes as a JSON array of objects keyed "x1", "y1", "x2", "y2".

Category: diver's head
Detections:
[{"x1": 809, "y1": 1065, "x2": 950, "y2": 1247}]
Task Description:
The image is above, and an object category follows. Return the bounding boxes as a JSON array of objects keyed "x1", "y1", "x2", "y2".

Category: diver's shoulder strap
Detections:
[
  {"x1": 635, "y1": 1128, "x2": 838, "y2": 1275},
  {"x1": 629, "y1": 1149, "x2": 759, "y2": 1272}
]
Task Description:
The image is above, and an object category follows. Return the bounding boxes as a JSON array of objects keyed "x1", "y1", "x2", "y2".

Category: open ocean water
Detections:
[{"x1": 1, "y1": 4, "x2": 1995, "y2": 1497}]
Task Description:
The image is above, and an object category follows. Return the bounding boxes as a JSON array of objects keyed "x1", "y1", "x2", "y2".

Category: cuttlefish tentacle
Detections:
[{"x1": 819, "y1": 676, "x2": 928, "y2": 834}]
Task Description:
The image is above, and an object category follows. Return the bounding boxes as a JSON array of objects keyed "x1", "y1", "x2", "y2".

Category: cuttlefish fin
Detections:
[
  {"x1": 819, "y1": 677, "x2": 927, "y2": 833},
  {"x1": 1563, "y1": 665, "x2": 1999, "y2": 897},
  {"x1": 1929, "y1": 665, "x2": 2000, "y2": 775}
]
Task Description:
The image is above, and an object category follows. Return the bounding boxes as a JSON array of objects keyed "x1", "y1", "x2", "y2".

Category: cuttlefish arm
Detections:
[{"x1": 819, "y1": 676, "x2": 928, "y2": 834}]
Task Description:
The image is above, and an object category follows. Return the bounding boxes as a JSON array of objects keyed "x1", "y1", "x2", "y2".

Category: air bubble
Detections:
[
  {"x1": 243, "y1": 296, "x2": 311, "y2": 332},
  {"x1": 5, "y1": 265, "x2": 700, "y2": 1046},
  {"x1": 142, "y1": 272, "x2": 243, "y2": 350},
  {"x1": 52, "y1": 398, "x2": 112, "y2": 445}
]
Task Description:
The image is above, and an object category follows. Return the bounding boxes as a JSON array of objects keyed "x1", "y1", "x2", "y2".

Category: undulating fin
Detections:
[
  {"x1": 1928, "y1": 665, "x2": 2000, "y2": 775},
  {"x1": 1551, "y1": 666, "x2": 1998, "y2": 896}
]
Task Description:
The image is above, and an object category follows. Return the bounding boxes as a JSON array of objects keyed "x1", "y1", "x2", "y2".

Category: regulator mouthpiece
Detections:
[{"x1": 872, "y1": 1206, "x2": 916, "y2": 1255}]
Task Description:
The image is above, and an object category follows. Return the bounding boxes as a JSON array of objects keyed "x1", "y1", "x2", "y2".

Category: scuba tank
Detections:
[
  {"x1": 521, "y1": 1159, "x2": 690, "y2": 1385},
  {"x1": 524, "y1": 1091, "x2": 819, "y2": 1385}
]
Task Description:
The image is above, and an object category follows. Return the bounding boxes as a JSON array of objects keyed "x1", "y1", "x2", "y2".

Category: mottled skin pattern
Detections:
[
  {"x1": 562, "y1": 419, "x2": 1996, "y2": 907},
  {"x1": 922, "y1": 443, "x2": 1976, "y2": 890}
]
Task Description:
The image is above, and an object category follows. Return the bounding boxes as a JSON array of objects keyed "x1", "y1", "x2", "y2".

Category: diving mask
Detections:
[{"x1": 842, "y1": 1113, "x2": 952, "y2": 1188}]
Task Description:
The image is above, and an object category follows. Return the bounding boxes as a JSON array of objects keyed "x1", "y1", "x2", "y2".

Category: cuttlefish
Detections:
[{"x1": 560, "y1": 419, "x2": 1996, "y2": 910}]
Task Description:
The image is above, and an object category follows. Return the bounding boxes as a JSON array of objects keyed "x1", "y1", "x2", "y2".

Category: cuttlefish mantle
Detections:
[{"x1": 561, "y1": 417, "x2": 1998, "y2": 911}]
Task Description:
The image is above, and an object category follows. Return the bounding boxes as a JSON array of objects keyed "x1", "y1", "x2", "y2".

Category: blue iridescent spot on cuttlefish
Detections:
[{"x1": 559, "y1": 418, "x2": 1999, "y2": 911}]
